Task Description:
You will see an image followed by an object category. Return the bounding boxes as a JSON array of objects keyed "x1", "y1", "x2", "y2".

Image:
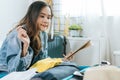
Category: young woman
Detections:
[{"x1": 0, "y1": 1, "x2": 53, "y2": 77}]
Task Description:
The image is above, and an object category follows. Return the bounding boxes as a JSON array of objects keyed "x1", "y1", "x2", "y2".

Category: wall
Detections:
[{"x1": 0, "y1": 0, "x2": 29, "y2": 47}]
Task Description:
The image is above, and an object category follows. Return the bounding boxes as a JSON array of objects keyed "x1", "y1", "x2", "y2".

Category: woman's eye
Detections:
[
  {"x1": 39, "y1": 14, "x2": 44, "y2": 18},
  {"x1": 48, "y1": 16, "x2": 52, "y2": 19},
  {"x1": 47, "y1": 17, "x2": 50, "y2": 19},
  {"x1": 39, "y1": 15, "x2": 51, "y2": 19},
  {"x1": 40, "y1": 16, "x2": 44, "y2": 18}
]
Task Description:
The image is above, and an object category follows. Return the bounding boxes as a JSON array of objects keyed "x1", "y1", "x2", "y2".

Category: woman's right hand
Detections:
[{"x1": 17, "y1": 26, "x2": 30, "y2": 57}]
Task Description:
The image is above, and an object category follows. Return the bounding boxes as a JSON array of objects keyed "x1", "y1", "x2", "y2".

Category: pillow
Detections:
[{"x1": 84, "y1": 65, "x2": 120, "y2": 80}]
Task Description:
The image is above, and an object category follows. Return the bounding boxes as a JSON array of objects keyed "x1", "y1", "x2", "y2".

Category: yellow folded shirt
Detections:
[{"x1": 30, "y1": 58, "x2": 63, "y2": 72}]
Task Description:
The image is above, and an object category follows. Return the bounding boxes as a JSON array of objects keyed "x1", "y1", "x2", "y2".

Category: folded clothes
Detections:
[
  {"x1": 30, "y1": 62, "x2": 80, "y2": 80},
  {"x1": 30, "y1": 58, "x2": 62, "y2": 72}
]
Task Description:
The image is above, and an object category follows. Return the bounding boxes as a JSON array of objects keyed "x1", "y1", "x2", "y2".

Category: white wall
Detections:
[{"x1": 0, "y1": 0, "x2": 29, "y2": 46}]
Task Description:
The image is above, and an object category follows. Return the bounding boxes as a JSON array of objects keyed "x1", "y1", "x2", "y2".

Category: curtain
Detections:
[
  {"x1": 81, "y1": 0, "x2": 120, "y2": 64},
  {"x1": 103, "y1": 16, "x2": 120, "y2": 64},
  {"x1": 59, "y1": 0, "x2": 120, "y2": 64}
]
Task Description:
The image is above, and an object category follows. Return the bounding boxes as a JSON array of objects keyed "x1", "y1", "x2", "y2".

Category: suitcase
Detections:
[{"x1": 48, "y1": 34, "x2": 67, "y2": 58}]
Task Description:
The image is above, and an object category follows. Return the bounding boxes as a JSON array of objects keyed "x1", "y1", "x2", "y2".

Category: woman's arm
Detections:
[
  {"x1": 6, "y1": 28, "x2": 33, "y2": 72},
  {"x1": 17, "y1": 26, "x2": 30, "y2": 57}
]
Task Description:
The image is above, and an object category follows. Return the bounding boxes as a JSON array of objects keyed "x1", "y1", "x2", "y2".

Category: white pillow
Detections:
[{"x1": 83, "y1": 65, "x2": 120, "y2": 80}]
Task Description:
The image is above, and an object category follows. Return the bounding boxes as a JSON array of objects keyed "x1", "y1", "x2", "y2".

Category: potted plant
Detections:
[{"x1": 69, "y1": 24, "x2": 83, "y2": 37}]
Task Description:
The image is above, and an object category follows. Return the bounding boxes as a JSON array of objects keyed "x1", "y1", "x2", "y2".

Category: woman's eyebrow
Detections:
[{"x1": 40, "y1": 12, "x2": 51, "y2": 17}]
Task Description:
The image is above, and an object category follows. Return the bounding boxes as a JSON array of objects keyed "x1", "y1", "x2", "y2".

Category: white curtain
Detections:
[
  {"x1": 81, "y1": 0, "x2": 120, "y2": 64},
  {"x1": 83, "y1": 0, "x2": 120, "y2": 64},
  {"x1": 60, "y1": 0, "x2": 120, "y2": 64},
  {"x1": 103, "y1": 17, "x2": 120, "y2": 64}
]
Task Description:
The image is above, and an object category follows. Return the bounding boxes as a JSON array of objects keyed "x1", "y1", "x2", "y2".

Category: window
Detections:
[
  {"x1": 61, "y1": 0, "x2": 83, "y2": 16},
  {"x1": 60, "y1": 0, "x2": 120, "y2": 16},
  {"x1": 104, "y1": 0, "x2": 120, "y2": 16}
]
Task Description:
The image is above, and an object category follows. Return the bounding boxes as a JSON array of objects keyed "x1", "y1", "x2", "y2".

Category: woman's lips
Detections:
[{"x1": 42, "y1": 24, "x2": 48, "y2": 27}]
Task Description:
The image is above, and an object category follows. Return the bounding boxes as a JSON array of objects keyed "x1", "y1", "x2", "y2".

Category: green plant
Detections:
[{"x1": 69, "y1": 24, "x2": 82, "y2": 30}]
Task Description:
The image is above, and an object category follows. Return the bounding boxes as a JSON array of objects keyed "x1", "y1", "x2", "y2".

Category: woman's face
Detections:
[{"x1": 37, "y1": 6, "x2": 52, "y2": 31}]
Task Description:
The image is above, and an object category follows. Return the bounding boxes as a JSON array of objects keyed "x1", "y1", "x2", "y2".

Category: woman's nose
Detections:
[{"x1": 43, "y1": 17, "x2": 49, "y2": 23}]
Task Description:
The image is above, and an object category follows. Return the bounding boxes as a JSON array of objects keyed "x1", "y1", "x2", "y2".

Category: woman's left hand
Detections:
[{"x1": 62, "y1": 52, "x2": 74, "y2": 61}]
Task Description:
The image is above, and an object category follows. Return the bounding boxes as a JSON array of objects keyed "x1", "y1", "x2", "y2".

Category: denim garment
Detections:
[{"x1": 0, "y1": 28, "x2": 48, "y2": 72}]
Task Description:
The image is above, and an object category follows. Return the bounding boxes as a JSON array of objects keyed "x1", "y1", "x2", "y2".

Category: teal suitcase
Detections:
[{"x1": 48, "y1": 34, "x2": 67, "y2": 58}]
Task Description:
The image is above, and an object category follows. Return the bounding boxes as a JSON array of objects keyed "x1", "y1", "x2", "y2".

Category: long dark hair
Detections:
[{"x1": 17, "y1": 1, "x2": 53, "y2": 55}]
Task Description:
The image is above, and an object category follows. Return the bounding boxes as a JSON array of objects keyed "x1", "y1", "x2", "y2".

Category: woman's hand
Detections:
[
  {"x1": 17, "y1": 26, "x2": 30, "y2": 57},
  {"x1": 63, "y1": 52, "x2": 74, "y2": 61}
]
